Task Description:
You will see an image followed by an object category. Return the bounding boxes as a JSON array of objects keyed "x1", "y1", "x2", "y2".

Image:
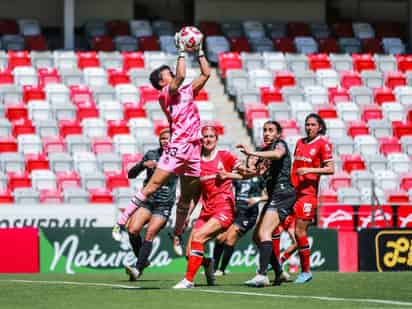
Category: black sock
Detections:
[
  {"x1": 270, "y1": 252, "x2": 282, "y2": 278},
  {"x1": 258, "y1": 241, "x2": 273, "y2": 275},
  {"x1": 220, "y1": 244, "x2": 234, "y2": 272},
  {"x1": 136, "y1": 240, "x2": 152, "y2": 271},
  {"x1": 128, "y1": 233, "x2": 142, "y2": 258},
  {"x1": 213, "y1": 242, "x2": 224, "y2": 270}
]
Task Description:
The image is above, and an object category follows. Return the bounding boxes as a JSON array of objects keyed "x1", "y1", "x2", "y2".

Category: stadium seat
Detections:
[
  {"x1": 98, "y1": 51, "x2": 123, "y2": 70},
  {"x1": 107, "y1": 20, "x2": 130, "y2": 36},
  {"x1": 122, "y1": 153, "x2": 142, "y2": 174},
  {"x1": 304, "y1": 85, "x2": 328, "y2": 105},
  {"x1": 113, "y1": 187, "x2": 134, "y2": 205},
  {"x1": 394, "y1": 86, "x2": 412, "y2": 105},
  {"x1": 351, "y1": 170, "x2": 374, "y2": 190},
  {"x1": 114, "y1": 36, "x2": 139, "y2": 52},
  {"x1": 361, "y1": 38, "x2": 382, "y2": 54},
  {"x1": 83, "y1": 67, "x2": 107, "y2": 87},
  {"x1": 310, "y1": 22, "x2": 331, "y2": 39},
  {"x1": 48, "y1": 152, "x2": 73, "y2": 173},
  {"x1": 341, "y1": 154, "x2": 366, "y2": 174},
  {"x1": 387, "y1": 153, "x2": 411, "y2": 173},
  {"x1": 329, "y1": 171, "x2": 351, "y2": 191},
  {"x1": 401, "y1": 136, "x2": 412, "y2": 155},
  {"x1": 294, "y1": 36, "x2": 318, "y2": 54},
  {"x1": 392, "y1": 121, "x2": 412, "y2": 139},
  {"x1": 0, "y1": 68, "x2": 14, "y2": 84},
  {"x1": 12, "y1": 118, "x2": 36, "y2": 136},
  {"x1": 368, "y1": 119, "x2": 391, "y2": 138},
  {"x1": 73, "y1": 152, "x2": 98, "y2": 173},
  {"x1": 13, "y1": 187, "x2": 39, "y2": 204},
  {"x1": 91, "y1": 36, "x2": 114, "y2": 52},
  {"x1": 80, "y1": 170, "x2": 106, "y2": 190},
  {"x1": 340, "y1": 70, "x2": 362, "y2": 89},
  {"x1": 28, "y1": 100, "x2": 51, "y2": 122},
  {"x1": 113, "y1": 134, "x2": 139, "y2": 154},
  {"x1": 268, "y1": 102, "x2": 291, "y2": 121},
  {"x1": 316, "y1": 69, "x2": 339, "y2": 88},
  {"x1": 281, "y1": 86, "x2": 304, "y2": 103},
  {"x1": 294, "y1": 70, "x2": 316, "y2": 88},
  {"x1": 328, "y1": 87, "x2": 350, "y2": 104},
  {"x1": 382, "y1": 38, "x2": 405, "y2": 55},
  {"x1": 378, "y1": 136, "x2": 402, "y2": 156},
  {"x1": 382, "y1": 102, "x2": 404, "y2": 122},
  {"x1": 43, "y1": 136, "x2": 66, "y2": 154},
  {"x1": 318, "y1": 37, "x2": 339, "y2": 54},
  {"x1": 337, "y1": 187, "x2": 362, "y2": 204},
  {"x1": 0, "y1": 152, "x2": 24, "y2": 172},
  {"x1": 349, "y1": 86, "x2": 374, "y2": 106},
  {"x1": 77, "y1": 51, "x2": 100, "y2": 69},
  {"x1": 38, "y1": 68, "x2": 60, "y2": 86},
  {"x1": 7, "y1": 171, "x2": 31, "y2": 191},
  {"x1": 17, "y1": 134, "x2": 42, "y2": 154},
  {"x1": 308, "y1": 53, "x2": 331, "y2": 71},
  {"x1": 374, "y1": 87, "x2": 395, "y2": 105},
  {"x1": 129, "y1": 20, "x2": 152, "y2": 38},
  {"x1": 364, "y1": 153, "x2": 387, "y2": 172},
  {"x1": 6, "y1": 103, "x2": 28, "y2": 122},
  {"x1": 31, "y1": 169, "x2": 56, "y2": 190},
  {"x1": 260, "y1": 86, "x2": 283, "y2": 104},
  {"x1": 361, "y1": 70, "x2": 383, "y2": 88},
  {"x1": 273, "y1": 38, "x2": 295, "y2": 53},
  {"x1": 97, "y1": 152, "x2": 122, "y2": 172},
  {"x1": 25, "y1": 153, "x2": 49, "y2": 173},
  {"x1": 105, "y1": 171, "x2": 129, "y2": 190},
  {"x1": 385, "y1": 71, "x2": 406, "y2": 89},
  {"x1": 59, "y1": 68, "x2": 84, "y2": 85},
  {"x1": 56, "y1": 171, "x2": 80, "y2": 191},
  {"x1": 92, "y1": 85, "x2": 116, "y2": 103},
  {"x1": 2, "y1": 35, "x2": 25, "y2": 51},
  {"x1": 373, "y1": 169, "x2": 399, "y2": 190},
  {"x1": 66, "y1": 135, "x2": 91, "y2": 153},
  {"x1": 13, "y1": 66, "x2": 37, "y2": 86},
  {"x1": 354, "y1": 134, "x2": 378, "y2": 156},
  {"x1": 91, "y1": 137, "x2": 114, "y2": 154},
  {"x1": 63, "y1": 187, "x2": 89, "y2": 203},
  {"x1": 89, "y1": 188, "x2": 113, "y2": 203},
  {"x1": 374, "y1": 54, "x2": 397, "y2": 72},
  {"x1": 39, "y1": 189, "x2": 63, "y2": 203}
]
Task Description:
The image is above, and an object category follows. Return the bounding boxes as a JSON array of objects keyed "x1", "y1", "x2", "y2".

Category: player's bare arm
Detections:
[
  {"x1": 192, "y1": 52, "x2": 211, "y2": 97},
  {"x1": 169, "y1": 33, "x2": 187, "y2": 94},
  {"x1": 236, "y1": 143, "x2": 286, "y2": 160},
  {"x1": 296, "y1": 160, "x2": 335, "y2": 176}
]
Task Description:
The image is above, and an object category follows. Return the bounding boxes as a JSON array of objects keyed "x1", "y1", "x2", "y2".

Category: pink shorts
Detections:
[
  {"x1": 157, "y1": 141, "x2": 201, "y2": 177},
  {"x1": 194, "y1": 208, "x2": 234, "y2": 230}
]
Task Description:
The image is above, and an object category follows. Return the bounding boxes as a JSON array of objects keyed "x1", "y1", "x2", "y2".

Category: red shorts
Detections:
[
  {"x1": 157, "y1": 141, "x2": 201, "y2": 177},
  {"x1": 193, "y1": 208, "x2": 234, "y2": 230},
  {"x1": 293, "y1": 195, "x2": 317, "y2": 221},
  {"x1": 281, "y1": 214, "x2": 296, "y2": 230}
]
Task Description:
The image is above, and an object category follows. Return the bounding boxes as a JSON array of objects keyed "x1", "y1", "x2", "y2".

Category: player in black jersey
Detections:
[
  {"x1": 124, "y1": 129, "x2": 178, "y2": 281},
  {"x1": 237, "y1": 120, "x2": 296, "y2": 287},
  {"x1": 212, "y1": 155, "x2": 266, "y2": 276}
]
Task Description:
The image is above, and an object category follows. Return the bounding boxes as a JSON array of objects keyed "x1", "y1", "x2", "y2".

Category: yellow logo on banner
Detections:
[{"x1": 375, "y1": 231, "x2": 412, "y2": 272}]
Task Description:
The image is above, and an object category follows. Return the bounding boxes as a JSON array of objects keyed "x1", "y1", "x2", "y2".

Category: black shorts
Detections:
[
  {"x1": 234, "y1": 206, "x2": 259, "y2": 233},
  {"x1": 263, "y1": 187, "x2": 296, "y2": 222},
  {"x1": 140, "y1": 200, "x2": 173, "y2": 220}
]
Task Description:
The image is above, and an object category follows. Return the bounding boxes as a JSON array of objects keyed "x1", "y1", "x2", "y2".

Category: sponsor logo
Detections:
[
  {"x1": 399, "y1": 213, "x2": 412, "y2": 228},
  {"x1": 359, "y1": 209, "x2": 392, "y2": 229},
  {"x1": 0, "y1": 218, "x2": 98, "y2": 228},
  {"x1": 375, "y1": 231, "x2": 412, "y2": 272},
  {"x1": 321, "y1": 210, "x2": 353, "y2": 228}
]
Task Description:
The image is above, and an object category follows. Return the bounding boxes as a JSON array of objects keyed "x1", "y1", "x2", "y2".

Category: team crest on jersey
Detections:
[
  {"x1": 310, "y1": 148, "x2": 316, "y2": 155},
  {"x1": 217, "y1": 161, "x2": 224, "y2": 170}
]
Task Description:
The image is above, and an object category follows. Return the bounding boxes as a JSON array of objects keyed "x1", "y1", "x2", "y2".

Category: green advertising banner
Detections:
[{"x1": 40, "y1": 227, "x2": 338, "y2": 274}]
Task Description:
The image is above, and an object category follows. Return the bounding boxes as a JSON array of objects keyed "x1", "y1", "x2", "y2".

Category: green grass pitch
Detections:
[{"x1": 1, "y1": 272, "x2": 412, "y2": 309}]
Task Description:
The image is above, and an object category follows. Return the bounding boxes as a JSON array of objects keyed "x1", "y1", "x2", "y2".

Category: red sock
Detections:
[
  {"x1": 185, "y1": 241, "x2": 204, "y2": 282},
  {"x1": 297, "y1": 236, "x2": 310, "y2": 273},
  {"x1": 281, "y1": 251, "x2": 291, "y2": 264},
  {"x1": 271, "y1": 227, "x2": 281, "y2": 262}
]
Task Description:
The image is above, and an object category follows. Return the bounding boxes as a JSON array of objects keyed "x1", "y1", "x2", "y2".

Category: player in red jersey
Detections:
[
  {"x1": 173, "y1": 125, "x2": 241, "y2": 289},
  {"x1": 291, "y1": 113, "x2": 334, "y2": 283}
]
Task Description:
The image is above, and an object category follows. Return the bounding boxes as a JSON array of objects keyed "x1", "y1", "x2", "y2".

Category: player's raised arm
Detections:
[
  {"x1": 169, "y1": 32, "x2": 186, "y2": 94},
  {"x1": 192, "y1": 36, "x2": 211, "y2": 97}
]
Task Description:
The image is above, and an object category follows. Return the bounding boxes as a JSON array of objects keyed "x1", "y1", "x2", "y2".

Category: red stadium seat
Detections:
[
  {"x1": 407, "y1": 109, "x2": 412, "y2": 123},
  {"x1": 22, "y1": 85, "x2": 45, "y2": 103},
  {"x1": 0, "y1": 189, "x2": 14, "y2": 204},
  {"x1": 139, "y1": 85, "x2": 160, "y2": 105},
  {"x1": 0, "y1": 19, "x2": 18, "y2": 35},
  {"x1": 0, "y1": 136, "x2": 18, "y2": 152},
  {"x1": 56, "y1": 171, "x2": 81, "y2": 191},
  {"x1": 341, "y1": 154, "x2": 366, "y2": 174},
  {"x1": 138, "y1": 36, "x2": 160, "y2": 51},
  {"x1": 25, "y1": 153, "x2": 49, "y2": 173},
  {"x1": 375, "y1": 22, "x2": 403, "y2": 39},
  {"x1": 38, "y1": 68, "x2": 60, "y2": 87},
  {"x1": 153, "y1": 119, "x2": 169, "y2": 136},
  {"x1": 218, "y1": 52, "x2": 242, "y2": 78},
  {"x1": 105, "y1": 171, "x2": 129, "y2": 190},
  {"x1": 397, "y1": 205, "x2": 412, "y2": 228},
  {"x1": 273, "y1": 37, "x2": 296, "y2": 53},
  {"x1": 25, "y1": 35, "x2": 48, "y2": 51},
  {"x1": 328, "y1": 87, "x2": 350, "y2": 104},
  {"x1": 7, "y1": 171, "x2": 31, "y2": 191},
  {"x1": 200, "y1": 21, "x2": 222, "y2": 36},
  {"x1": 70, "y1": 85, "x2": 94, "y2": 104},
  {"x1": 353, "y1": 54, "x2": 376, "y2": 72},
  {"x1": 107, "y1": 20, "x2": 130, "y2": 36},
  {"x1": 194, "y1": 89, "x2": 209, "y2": 101},
  {"x1": 386, "y1": 190, "x2": 409, "y2": 204},
  {"x1": 39, "y1": 189, "x2": 63, "y2": 203},
  {"x1": 396, "y1": 55, "x2": 412, "y2": 73},
  {"x1": 278, "y1": 119, "x2": 300, "y2": 136},
  {"x1": 333, "y1": 22, "x2": 354, "y2": 38},
  {"x1": 12, "y1": 118, "x2": 35, "y2": 136},
  {"x1": 318, "y1": 38, "x2": 339, "y2": 53},
  {"x1": 91, "y1": 36, "x2": 114, "y2": 52},
  {"x1": 287, "y1": 22, "x2": 310, "y2": 38},
  {"x1": 42, "y1": 136, "x2": 66, "y2": 153},
  {"x1": 245, "y1": 104, "x2": 269, "y2": 129},
  {"x1": 229, "y1": 37, "x2": 251, "y2": 53},
  {"x1": 0, "y1": 69, "x2": 14, "y2": 84},
  {"x1": 358, "y1": 206, "x2": 393, "y2": 229},
  {"x1": 91, "y1": 137, "x2": 114, "y2": 153},
  {"x1": 273, "y1": 71, "x2": 295, "y2": 88},
  {"x1": 317, "y1": 205, "x2": 354, "y2": 230},
  {"x1": 400, "y1": 173, "x2": 412, "y2": 191},
  {"x1": 76, "y1": 101, "x2": 99, "y2": 121},
  {"x1": 374, "y1": 87, "x2": 395, "y2": 105},
  {"x1": 77, "y1": 51, "x2": 100, "y2": 69},
  {"x1": 8, "y1": 51, "x2": 31, "y2": 70},
  {"x1": 361, "y1": 38, "x2": 383, "y2": 54},
  {"x1": 308, "y1": 54, "x2": 331, "y2": 71},
  {"x1": 260, "y1": 86, "x2": 283, "y2": 105},
  {"x1": 107, "y1": 120, "x2": 130, "y2": 137},
  {"x1": 384, "y1": 71, "x2": 406, "y2": 89},
  {"x1": 6, "y1": 103, "x2": 28, "y2": 121},
  {"x1": 340, "y1": 71, "x2": 362, "y2": 89},
  {"x1": 122, "y1": 52, "x2": 144, "y2": 71},
  {"x1": 361, "y1": 104, "x2": 383, "y2": 122},
  {"x1": 123, "y1": 102, "x2": 146, "y2": 120},
  {"x1": 122, "y1": 153, "x2": 143, "y2": 173},
  {"x1": 89, "y1": 188, "x2": 113, "y2": 203},
  {"x1": 329, "y1": 171, "x2": 352, "y2": 191},
  {"x1": 347, "y1": 120, "x2": 369, "y2": 137},
  {"x1": 59, "y1": 119, "x2": 82, "y2": 137},
  {"x1": 315, "y1": 104, "x2": 337, "y2": 119},
  {"x1": 392, "y1": 121, "x2": 412, "y2": 139},
  {"x1": 378, "y1": 137, "x2": 402, "y2": 156},
  {"x1": 318, "y1": 190, "x2": 339, "y2": 204},
  {"x1": 107, "y1": 69, "x2": 130, "y2": 86}
]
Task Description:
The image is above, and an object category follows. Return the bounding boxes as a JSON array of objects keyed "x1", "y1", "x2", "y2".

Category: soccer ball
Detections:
[{"x1": 179, "y1": 26, "x2": 203, "y2": 52}]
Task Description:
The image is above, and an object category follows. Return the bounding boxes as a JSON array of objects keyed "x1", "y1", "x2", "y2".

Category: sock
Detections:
[
  {"x1": 213, "y1": 242, "x2": 224, "y2": 270},
  {"x1": 281, "y1": 247, "x2": 297, "y2": 265},
  {"x1": 270, "y1": 252, "x2": 282, "y2": 277},
  {"x1": 185, "y1": 241, "x2": 204, "y2": 282},
  {"x1": 136, "y1": 240, "x2": 153, "y2": 271},
  {"x1": 297, "y1": 236, "x2": 311, "y2": 273},
  {"x1": 220, "y1": 244, "x2": 234, "y2": 272},
  {"x1": 174, "y1": 202, "x2": 189, "y2": 236},
  {"x1": 128, "y1": 233, "x2": 142, "y2": 258},
  {"x1": 202, "y1": 257, "x2": 211, "y2": 267},
  {"x1": 271, "y1": 228, "x2": 281, "y2": 262},
  {"x1": 118, "y1": 191, "x2": 146, "y2": 225},
  {"x1": 258, "y1": 241, "x2": 273, "y2": 276}
]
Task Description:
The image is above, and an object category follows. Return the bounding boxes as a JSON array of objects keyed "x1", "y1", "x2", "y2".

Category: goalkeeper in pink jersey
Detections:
[{"x1": 112, "y1": 31, "x2": 211, "y2": 255}]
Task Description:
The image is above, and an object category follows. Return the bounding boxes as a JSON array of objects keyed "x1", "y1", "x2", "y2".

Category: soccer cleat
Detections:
[
  {"x1": 173, "y1": 278, "x2": 194, "y2": 289},
  {"x1": 214, "y1": 270, "x2": 225, "y2": 276},
  {"x1": 203, "y1": 259, "x2": 215, "y2": 286},
  {"x1": 168, "y1": 233, "x2": 184, "y2": 256},
  {"x1": 112, "y1": 223, "x2": 125, "y2": 242},
  {"x1": 244, "y1": 274, "x2": 270, "y2": 287},
  {"x1": 294, "y1": 272, "x2": 313, "y2": 284},
  {"x1": 125, "y1": 265, "x2": 141, "y2": 281},
  {"x1": 280, "y1": 270, "x2": 292, "y2": 282}
]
